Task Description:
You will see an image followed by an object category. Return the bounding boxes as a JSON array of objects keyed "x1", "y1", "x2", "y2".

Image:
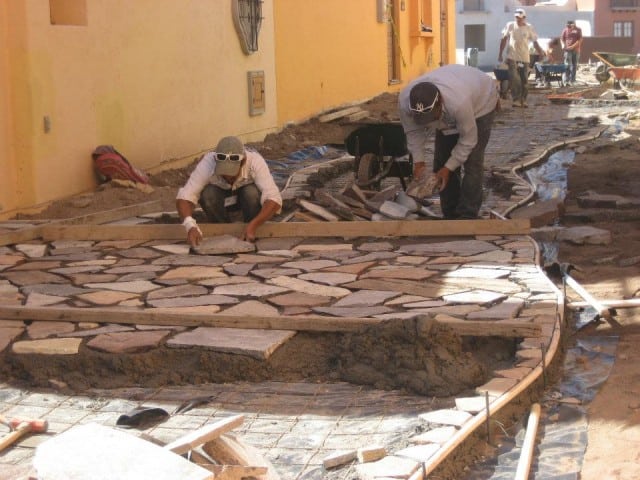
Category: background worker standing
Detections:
[
  {"x1": 498, "y1": 8, "x2": 545, "y2": 108},
  {"x1": 561, "y1": 20, "x2": 583, "y2": 85}
]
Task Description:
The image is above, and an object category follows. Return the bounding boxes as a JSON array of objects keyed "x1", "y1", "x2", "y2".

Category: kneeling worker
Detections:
[{"x1": 176, "y1": 136, "x2": 282, "y2": 246}]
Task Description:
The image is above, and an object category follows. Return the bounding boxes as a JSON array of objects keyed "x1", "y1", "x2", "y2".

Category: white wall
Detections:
[{"x1": 456, "y1": 0, "x2": 594, "y2": 70}]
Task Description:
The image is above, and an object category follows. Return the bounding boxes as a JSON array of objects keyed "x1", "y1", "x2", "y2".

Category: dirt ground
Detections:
[
  {"x1": 558, "y1": 131, "x2": 640, "y2": 479},
  {"x1": 10, "y1": 88, "x2": 640, "y2": 476}
]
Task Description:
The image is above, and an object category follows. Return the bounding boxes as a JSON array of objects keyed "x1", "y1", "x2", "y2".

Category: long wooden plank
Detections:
[
  {"x1": 0, "y1": 306, "x2": 540, "y2": 337},
  {"x1": 318, "y1": 106, "x2": 363, "y2": 123},
  {"x1": 0, "y1": 200, "x2": 162, "y2": 247},
  {"x1": 0, "y1": 306, "x2": 380, "y2": 332},
  {"x1": 0, "y1": 225, "x2": 44, "y2": 247},
  {"x1": 41, "y1": 218, "x2": 530, "y2": 241}
]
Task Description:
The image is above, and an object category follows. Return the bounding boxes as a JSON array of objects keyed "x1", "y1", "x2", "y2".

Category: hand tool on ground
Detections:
[
  {"x1": 544, "y1": 262, "x2": 616, "y2": 323},
  {"x1": 0, "y1": 415, "x2": 48, "y2": 452}
]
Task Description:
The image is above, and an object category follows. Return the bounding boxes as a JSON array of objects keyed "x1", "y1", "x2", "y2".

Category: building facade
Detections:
[
  {"x1": 0, "y1": 1, "x2": 456, "y2": 217},
  {"x1": 593, "y1": 0, "x2": 640, "y2": 55}
]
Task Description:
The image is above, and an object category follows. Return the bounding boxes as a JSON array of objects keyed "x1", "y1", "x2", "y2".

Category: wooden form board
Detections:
[
  {"x1": 0, "y1": 200, "x2": 162, "y2": 247},
  {"x1": 41, "y1": 218, "x2": 530, "y2": 241},
  {"x1": 0, "y1": 306, "x2": 541, "y2": 338}
]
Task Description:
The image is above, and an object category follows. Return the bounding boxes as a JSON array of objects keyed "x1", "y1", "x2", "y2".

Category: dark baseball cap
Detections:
[{"x1": 409, "y1": 82, "x2": 441, "y2": 124}]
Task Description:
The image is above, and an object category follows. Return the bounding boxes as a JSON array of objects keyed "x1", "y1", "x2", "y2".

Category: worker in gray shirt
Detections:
[{"x1": 398, "y1": 64, "x2": 499, "y2": 220}]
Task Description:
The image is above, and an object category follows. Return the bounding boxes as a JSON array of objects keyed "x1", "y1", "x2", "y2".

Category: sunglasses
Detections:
[
  {"x1": 410, "y1": 91, "x2": 440, "y2": 114},
  {"x1": 216, "y1": 153, "x2": 244, "y2": 162}
]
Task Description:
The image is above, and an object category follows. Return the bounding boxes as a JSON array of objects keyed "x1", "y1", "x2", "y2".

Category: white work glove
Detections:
[{"x1": 182, "y1": 216, "x2": 202, "y2": 236}]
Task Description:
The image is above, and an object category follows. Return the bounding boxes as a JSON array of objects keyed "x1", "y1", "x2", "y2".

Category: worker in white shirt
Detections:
[
  {"x1": 176, "y1": 136, "x2": 282, "y2": 245},
  {"x1": 498, "y1": 7, "x2": 545, "y2": 107},
  {"x1": 398, "y1": 64, "x2": 499, "y2": 220}
]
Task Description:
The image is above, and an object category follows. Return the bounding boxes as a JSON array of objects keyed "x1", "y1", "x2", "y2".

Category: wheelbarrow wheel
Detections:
[
  {"x1": 357, "y1": 153, "x2": 381, "y2": 190},
  {"x1": 595, "y1": 65, "x2": 610, "y2": 83}
]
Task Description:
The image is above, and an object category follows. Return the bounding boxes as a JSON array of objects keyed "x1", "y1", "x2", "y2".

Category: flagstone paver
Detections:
[
  {"x1": 146, "y1": 294, "x2": 238, "y2": 309},
  {"x1": 251, "y1": 267, "x2": 302, "y2": 279},
  {"x1": 146, "y1": 284, "x2": 209, "y2": 300},
  {"x1": 268, "y1": 276, "x2": 351, "y2": 297},
  {"x1": 167, "y1": 327, "x2": 296, "y2": 360},
  {"x1": 360, "y1": 266, "x2": 437, "y2": 280},
  {"x1": 297, "y1": 272, "x2": 357, "y2": 285},
  {"x1": 86, "y1": 330, "x2": 171, "y2": 353},
  {"x1": 191, "y1": 235, "x2": 256, "y2": 255},
  {"x1": 267, "y1": 292, "x2": 333, "y2": 307},
  {"x1": 84, "y1": 280, "x2": 161, "y2": 294},
  {"x1": 355, "y1": 455, "x2": 420, "y2": 479},
  {"x1": 395, "y1": 443, "x2": 440, "y2": 462},
  {"x1": 9, "y1": 261, "x2": 62, "y2": 271},
  {"x1": 12, "y1": 337, "x2": 82, "y2": 355},
  {"x1": 156, "y1": 266, "x2": 226, "y2": 281},
  {"x1": 399, "y1": 240, "x2": 498, "y2": 256},
  {"x1": 466, "y1": 297, "x2": 525, "y2": 320},
  {"x1": 3, "y1": 271, "x2": 68, "y2": 286},
  {"x1": 24, "y1": 292, "x2": 67, "y2": 306},
  {"x1": 0, "y1": 327, "x2": 24, "y2": 351},
  {"x1": 419, "y1": 409, "x2": 473, "y2": 427},
  {"x1": 14, "y1": 244, "x2": 47, "y2": 258},
  {"x1": 332, "y1": 290, "x2": 401, "y2": 307},
  {"x1": 410, "y1": 426, "x2": 458, "y2": 445},
  {"x1": 64, "y1": 325, "x2": 135, "y2": 338},
  {"x1": 150, "y1": 244, "x2": 191, "y2": 255},
  {"x1": 212, "y1": 283, "x2": 289, "y2": 297},
  {"x1": 76, "y1": 290, "x2": 141, "y2": 305},
  {"x1": 443, "y1": 290, "x2": 507, "y2": 306},
  {"x1": 222, "y1": 300, "x2": 280, "y2": 316},
  {"x1": 26, "y1": 321, "x2": 76, "y2": 339},
  {"x1": 281, "y1": 259, "x2": 340, "y2": 271}
]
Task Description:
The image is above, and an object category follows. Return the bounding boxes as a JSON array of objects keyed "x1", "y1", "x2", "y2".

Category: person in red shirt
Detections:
[{"x1": 561, "y1": 20, "x2": 583, "y2": 84}]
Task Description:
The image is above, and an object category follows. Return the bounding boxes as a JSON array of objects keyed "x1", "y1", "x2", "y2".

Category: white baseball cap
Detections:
[{"x1": 514, "y1": 8, "x2": 526, "y2": 18}]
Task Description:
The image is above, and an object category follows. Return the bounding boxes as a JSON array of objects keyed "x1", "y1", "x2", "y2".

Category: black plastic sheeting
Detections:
[{"x1": 463, "y1": 332, "x2": 618, "y2": 480}]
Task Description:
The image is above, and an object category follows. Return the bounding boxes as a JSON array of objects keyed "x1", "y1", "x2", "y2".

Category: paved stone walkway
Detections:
[{"x1": 0, "y1": 91, "x2": 635, "y2": 479}]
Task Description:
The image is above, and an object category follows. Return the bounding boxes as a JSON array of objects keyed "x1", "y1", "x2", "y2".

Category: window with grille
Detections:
[
  {"x1": 613, "y1": 21, "x2": 633, "y2": 37},
  {"x1": 232, "y1": 0, "x2": 263, "y2": 55}
]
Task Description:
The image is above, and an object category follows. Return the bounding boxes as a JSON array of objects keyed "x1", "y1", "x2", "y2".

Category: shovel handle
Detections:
[{"x1": 0, "y1": 422, "x2": 31, "y2": 452}]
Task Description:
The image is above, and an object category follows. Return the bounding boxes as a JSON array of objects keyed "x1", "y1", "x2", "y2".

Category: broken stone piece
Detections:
[{"x1": 191, "y1": 235, "x2": 256, "y2": 255}]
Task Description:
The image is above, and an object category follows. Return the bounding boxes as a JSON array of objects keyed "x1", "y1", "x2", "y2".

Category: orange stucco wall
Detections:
[
  {"x1": 1, "y1": 0, "x2": 277, "y2": 217},
  {"x1": 0, "y1": 1, "x2": 23, "y2": 214},
  {"x1": 273, "y1": 0, "x2": 454, "y2": 125}
]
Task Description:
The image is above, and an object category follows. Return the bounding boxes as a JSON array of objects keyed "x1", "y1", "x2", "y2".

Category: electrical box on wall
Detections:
[{"x1": 247, "y1": 71, "x2": 265, "y2": 116}]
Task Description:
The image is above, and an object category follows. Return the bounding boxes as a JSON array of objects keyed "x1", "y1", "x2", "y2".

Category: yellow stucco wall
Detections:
[{"x1": 0, "y1": 0, "x2": 277, "y2": 217}]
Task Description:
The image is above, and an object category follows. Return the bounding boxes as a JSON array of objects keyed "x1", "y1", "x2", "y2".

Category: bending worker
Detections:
[
  {"x1": 176, "y1": 136, "x2": 282, "y2": 246},
  {"x1": 398, "y1": 64, "x2": 499, "y2": 220}
]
